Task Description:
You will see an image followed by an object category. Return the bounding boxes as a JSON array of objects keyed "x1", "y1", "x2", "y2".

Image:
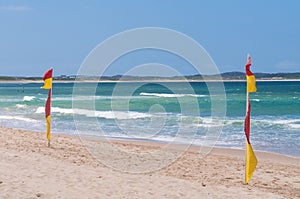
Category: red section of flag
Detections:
[
  {"x1": 245, "y1": 56, "x2": 253, "y2": 76},
  {"x1": 45, "y1": 89, "x2": 51, "y2": 118},
  {"x1": 43, "y1": 68, "x2": 53, "y2": 80},
  {"x1": 244, "y1": 97, "x2": 251, "y2": 144}
]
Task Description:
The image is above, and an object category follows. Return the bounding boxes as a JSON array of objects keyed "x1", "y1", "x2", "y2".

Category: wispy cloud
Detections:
[{"x1": 0, "y1": 6, "x2": 31, "y2": 11}]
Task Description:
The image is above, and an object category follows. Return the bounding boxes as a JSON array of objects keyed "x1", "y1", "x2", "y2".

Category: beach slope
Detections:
[{"x1": 0, "y1": 126, "x2": 299, "y2": 198}]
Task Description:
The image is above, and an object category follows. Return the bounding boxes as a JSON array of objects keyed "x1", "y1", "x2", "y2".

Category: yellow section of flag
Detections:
[
  {"x1": 245, "y1": 142, "x2": 258, "y2": 184},
  {"x1": 46, "y1": 115, "x2": 51, "y2": 141},
  {"x1": 246, "y1": 75, "x2": 256, "y2": 93},
  {"x1": 42, "y1": 78, "x2": 52, "y2": 89}
]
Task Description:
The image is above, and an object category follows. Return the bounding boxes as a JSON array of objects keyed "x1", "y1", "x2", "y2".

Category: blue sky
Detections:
[{"x1": 0, "y1": 0, "x2": 299, "y2": 76}]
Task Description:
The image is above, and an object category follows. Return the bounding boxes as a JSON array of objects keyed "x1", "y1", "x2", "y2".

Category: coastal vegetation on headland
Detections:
[{"x1": 1, "y1": 72, "x2": 300, "y2": 82}]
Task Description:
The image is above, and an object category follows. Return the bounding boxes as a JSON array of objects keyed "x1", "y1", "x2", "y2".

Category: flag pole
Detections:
[
  {"x1": 245, "y1": 54, "x2": 250, "y2": 184},
  {"x1": 245, "y1": 54, "x2": 249, "y2": 183},
  {"x1": 244, "y1": 54, "x2": 258, "y2": 184},
  {"x1": 49, "y1": 68, "x2": 52, "y2": 147},
  {"x1": 245, "y1": 91, "x2": 249, "y2": 184},
  {"x1": 42, "y1": 68, "x2": 53, "y2": 148},
  {"x1": 48, "y1": 88, "x2": 52, "y2": 148}
]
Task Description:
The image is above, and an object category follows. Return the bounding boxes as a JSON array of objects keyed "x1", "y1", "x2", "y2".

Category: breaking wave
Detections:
[
  {"x1": 140, "y1": 92, "x2": 206, "y2": 98},
  {"x1": 35, "y1": 107, "x2": 151, "y2": 120}
]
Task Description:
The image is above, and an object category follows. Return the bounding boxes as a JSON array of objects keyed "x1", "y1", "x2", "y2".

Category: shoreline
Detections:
[
  {"x1": 2, "y1": 124, "x2": 300, "y2": 159},
  {"x1": 1, "y1": 126, "x2": 299, "y2": 198},
  {"x1": 1, "y1": 124, "x2": 300, "y2": 165},
  {"x1": 2, "y1": 123, "x2": 300, "y2": 159},
  {"x1": 107, "y1": 136, "x2": 300, "y2": 160}
]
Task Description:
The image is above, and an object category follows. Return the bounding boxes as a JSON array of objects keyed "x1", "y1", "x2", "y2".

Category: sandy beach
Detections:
[
  {"x1": 1, "y1": 126, "x2": 299, "y2": 199},
  {"x1": 0, "y1": 126, "x2": 299, "y2": 198}
]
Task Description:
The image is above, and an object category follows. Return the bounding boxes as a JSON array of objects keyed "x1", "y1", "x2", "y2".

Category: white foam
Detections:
[
  {"x1": 23, "y1": 96, "x2": 35, "y2": 101},
  {"x1": 16, "y1": 104, "x2": 27, "y2": 109},
  {"x1": 140, "y1": 92, "x2": 206, "y2": 98},
  {"x1": 270, "y1": 119, "x2": 300, "y2": 129},
  {"x1": 35, "y1": 107, "x2": 151, "y2": 120},
  {"x1": 252, "y1": 99, "x2": 260, "y2": 102},
  {"x1": 52, "y1": 96, "x2": 138, "y2": 101},
  {"x1": 94, "y1": 110, "x2": 150, "y2": 120},
  {"x1": 247, "y1": 118, "x2": 300, "y2": 130},
  {"x1": 195, "y1": 118, "x2": 224, "y2": 128},
  {"x1": 52, "y1": 96, "x2": 95, "y2": 101},
  {"x1": 261, "y1": 118, "x2": 299, "y2": 125},
  {"x1": 52, "y1": 94, "x2": 206, "y2": 102},
  {"x1": 222, "y1": 117, "x2": 300, "y2": 129},
  {"x1": 288, "y1": 123, "x2": 300, "y2": 129},
  {"x1": 0, "y1": 115, "x2": 37, "y2": 122}
]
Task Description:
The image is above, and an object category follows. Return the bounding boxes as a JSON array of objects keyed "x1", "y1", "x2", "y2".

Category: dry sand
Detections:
[{"x1": 0, "y1": 126, "x2": 299, "y2": 198}]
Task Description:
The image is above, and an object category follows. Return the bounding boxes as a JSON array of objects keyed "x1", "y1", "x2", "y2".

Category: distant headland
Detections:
[{"x1": 1, "y1": 72, "x2": 300, "y2": 82}]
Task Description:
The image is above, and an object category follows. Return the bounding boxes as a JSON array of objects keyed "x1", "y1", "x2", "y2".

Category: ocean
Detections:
[{"x1": 0, "y1": 81, "x2": 299, "y2": 157}]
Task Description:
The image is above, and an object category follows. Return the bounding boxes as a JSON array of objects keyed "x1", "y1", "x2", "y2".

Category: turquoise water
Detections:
[{"x1": 0, "y1": 81, "x2": 299, "y2": 157}]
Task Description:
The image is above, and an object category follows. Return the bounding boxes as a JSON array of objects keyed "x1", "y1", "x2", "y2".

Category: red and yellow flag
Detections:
[
  {"x1": 245, "y1": 55, "x2": 256, "y2": 92},
  {"x1": 244, "y1": 55, "x2": 257, "y2": 184},
  {"x1": 244, "y1": 97, "x2": 251, "y2": 144},
  {"x1": 42, "y1": 69, "x2": 53, "y2": 89},
  {"x1": 245, "y1": 142, "x2": 258, "y2": 183},
  {"x1": 45, "y1": 88, "x2": 51, "y2": 142},
  {"x1": 42, "y1": 69, "x2": 53, "y2": 145}
]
